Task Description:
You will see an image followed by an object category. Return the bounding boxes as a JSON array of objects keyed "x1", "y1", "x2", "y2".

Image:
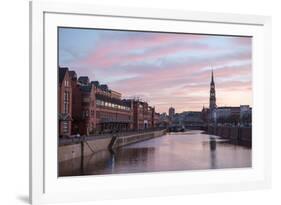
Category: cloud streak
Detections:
[{"x1": 59, "y1": 28, "x2": 252, "y2": 113}]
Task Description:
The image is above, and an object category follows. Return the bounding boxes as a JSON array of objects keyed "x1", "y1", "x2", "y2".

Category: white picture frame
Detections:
[{"x1": 30, "y1": 1, "x2": 272, "y2": 204}]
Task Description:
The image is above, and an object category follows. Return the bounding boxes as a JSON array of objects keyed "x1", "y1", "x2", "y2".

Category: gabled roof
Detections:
[
  {"x1": 78, "y1": 76, "x2": 90, "y2": 84},
  {"x1": 68, "y1": 70, "x2": 77, "y2": 79},
  {"x1": 91, "y1": 81, "x2": 100, "y2": 87},
  {"x1": 59, "y1": 67, "x2": 68, "y2": 84}
]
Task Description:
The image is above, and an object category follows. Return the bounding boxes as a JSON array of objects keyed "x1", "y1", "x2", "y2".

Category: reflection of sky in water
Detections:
[{"x1": 59, "y1": 130, "x2": 251, "y2": 176}]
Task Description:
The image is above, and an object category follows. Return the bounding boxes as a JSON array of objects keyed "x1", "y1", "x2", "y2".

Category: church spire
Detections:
[
  {"x1": 209, "y1": 69, "x2": 216, "y2": 110},
  {"x1": 211, "y1": 69, "x2": 214, "y2": 84}
]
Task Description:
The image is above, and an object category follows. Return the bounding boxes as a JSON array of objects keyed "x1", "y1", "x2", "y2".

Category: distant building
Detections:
[
  {"x1": 201, "y1": 106, "x2": 209, "y2": 123},
  {"x1": 171, "y1": 111, "x2": 204, "y2": 127},
  {"x1": 159, "y1": 112, "x2": 170, "y2": 127},
  {"x1": 215, "y1": 106, "x2": 251, "y2": 125},
  {"x1": 169, "y1": 107, "x2": 175, "y2": 117},
  {"x1": 201, "y1": 70, "x2": 252, "y2": 126}
]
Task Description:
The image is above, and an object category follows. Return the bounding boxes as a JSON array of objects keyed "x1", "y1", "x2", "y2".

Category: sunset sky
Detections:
[{"x1": 59, "y1": 28, "x2": 252, "y2": 113}]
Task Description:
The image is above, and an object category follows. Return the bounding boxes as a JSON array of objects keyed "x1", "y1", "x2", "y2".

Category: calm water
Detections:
[{"x1": 59, "y1": 130, "x2": 251, "y2": 176}]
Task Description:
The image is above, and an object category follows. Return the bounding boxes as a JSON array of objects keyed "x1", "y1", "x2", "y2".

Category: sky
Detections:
[{"x1": 59, "y1": 27, "x2": 252, "y2": 113}]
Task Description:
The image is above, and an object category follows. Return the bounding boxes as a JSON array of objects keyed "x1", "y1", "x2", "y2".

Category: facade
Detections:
[
  {"x1": 58, "y1": 67, "x2": 158, "y2": 137},
  {"x1": 58, "y1": 67, "x2": 72, "y2": 137},
  {"x1": 131, "y1": 100, "x2": 155, "y2": 130},
  {"x1": 216, "y1": 105, "x2": 252, "y2": 125},
  {"x1": 95, "y1": 93, "x2": 132, "y2": 133},
  {"x1": 79, "y1": 84, "x2": 96, "y2": 135},
  {"x1": 215, "y1": 106, "x2": 240, "y2": 124}
]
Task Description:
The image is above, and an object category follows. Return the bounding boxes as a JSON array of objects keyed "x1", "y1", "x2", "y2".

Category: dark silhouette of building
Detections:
[{"x1": 168, "y1": 106, "x2": 175, "y2": 117}]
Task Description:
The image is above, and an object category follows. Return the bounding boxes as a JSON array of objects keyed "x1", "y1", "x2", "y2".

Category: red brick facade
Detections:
[
  {"x1": 58, "y1": 67, "x2": 159, "y2": 137},
  {"x1": 58, "y1": 68, "x2": 72, "y2": 137}
]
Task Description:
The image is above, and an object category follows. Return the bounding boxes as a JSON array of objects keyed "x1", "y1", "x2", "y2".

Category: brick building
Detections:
[
  {"x1": 58, "y1": 67, "x2": 158, "y2": 137},
  {"x1": 130, "y1": 100, "x2": 156, "y2": 130},
  {"x1": 58, "y1": 67, "x2": 72, "y2": 137}
]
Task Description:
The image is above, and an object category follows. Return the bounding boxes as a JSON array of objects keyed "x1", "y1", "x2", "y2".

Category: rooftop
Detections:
[{"x1": 58, "y1": 67, "x2": 68, "y2": 84}]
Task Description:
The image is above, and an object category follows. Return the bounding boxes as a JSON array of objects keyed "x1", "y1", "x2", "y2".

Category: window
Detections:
[
  {"x1": 64, "y1": 103, "x2": 68, "y2": 113},
  {"x1": 63, "y1": 121, "x2": 68, "y2": 133},
  {"x1": 96, "y1": 99, "x2": 102, "y2": 106},
  {"x1": 64, "y1": 91, "x2": 67, "y2": 102},
  {"x1": 64, "y1": 80, "x2": 69, "y2": 87}
]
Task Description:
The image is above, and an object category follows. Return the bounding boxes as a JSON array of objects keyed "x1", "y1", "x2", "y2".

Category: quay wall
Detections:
[
  {"x1": 112, "y1": 130, "x2": 166, "y2": 148},
  {"x1": 58, "y1": 129, "x2": 166, "y2": 162},
  {"x1": 58, "y1": 137, "x2": 111, "y2": 162},
  {"x1": 206, "y1": 126, "x2": 251, "y2": 147}
]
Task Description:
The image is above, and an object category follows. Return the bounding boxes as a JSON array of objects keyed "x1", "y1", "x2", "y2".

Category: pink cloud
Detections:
[{"x1": 77, "y1": 34, "x2": 208, "y2": 68}]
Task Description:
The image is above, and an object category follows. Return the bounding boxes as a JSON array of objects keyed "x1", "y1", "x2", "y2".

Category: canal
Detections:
[{"x1": 59, "y1": 130, "x2": 252, "y2": 176}]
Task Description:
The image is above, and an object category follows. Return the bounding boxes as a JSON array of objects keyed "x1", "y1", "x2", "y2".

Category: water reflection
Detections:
[
  {"x1": 59, "y1": 130, "x2": 251, "y2": 176},
  {"x1": 209, "y1": 137, "x2": 217, "y2": 168}
]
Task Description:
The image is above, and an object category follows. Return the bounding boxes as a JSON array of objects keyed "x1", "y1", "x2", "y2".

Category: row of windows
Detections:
[
  {"x1": 96, "y1": 99, "x2": 130, "y2": 111},
  {"x1": 82, "y1": 109, "x2": 95, "y2": 118},
  {"x1": 97, "y1": 111, "x2": 131, "y2": 121}
]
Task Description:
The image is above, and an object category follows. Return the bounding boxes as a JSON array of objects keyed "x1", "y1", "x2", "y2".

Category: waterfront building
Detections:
[
  {"x1": 201, "y1": 70, "x2": 252, "y2": 126},
  {"x1": 58, "y1": 67, "x2": 158, "y2": 136},
  {"x1": 69, "y1": 70, "x2": 83, "y2": 135},
  {"x1": 216, "y1": 105, "x2": 252, "y2": 125},
  {"x1": 58, "y1": 67, "x2": 72, "y2": 137},
  {"x1": 130, "y1": 100, "x2": 155, "y2": 129},
  {"x1": 95, "y1": 92, "x2": 132, "y2": 133}
]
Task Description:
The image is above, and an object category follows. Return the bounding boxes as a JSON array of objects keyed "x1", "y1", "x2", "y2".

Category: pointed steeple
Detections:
[
  {"x1": 211, "y1": 69, "x2": 214, "y2": 85},
  {"x1": 209, "y1": 69, "x2": 216, "y2": 110}
]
